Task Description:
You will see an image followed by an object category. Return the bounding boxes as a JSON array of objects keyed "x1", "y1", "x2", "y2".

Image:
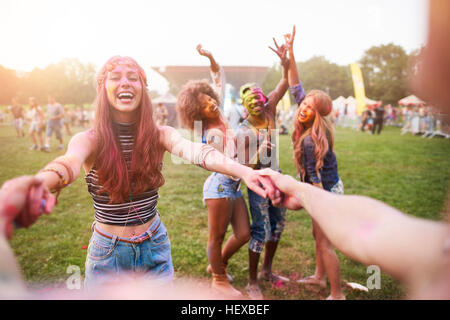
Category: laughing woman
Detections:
[
  {"x1": 22, "y1": 56, "x2": 274, "y2": 291},
  {"x1": 176, "y1": 45, "x2": 251, "y2": 297}
]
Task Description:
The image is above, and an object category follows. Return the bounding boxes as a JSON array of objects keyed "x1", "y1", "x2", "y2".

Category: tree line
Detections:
[
  {"x1": 0, "y1": 43, "x2": 419, "y2": 107},
  {"x1": 262, "y1": 43, "x2": 420, "y2": 106},
  {"x1": 0, "y1": 58, "x2": 97, "y2": 106}
]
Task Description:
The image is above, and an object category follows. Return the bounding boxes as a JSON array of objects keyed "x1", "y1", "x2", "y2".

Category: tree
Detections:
[
  {"x1": 0, "y1": 65, "x2": 20, "y2": 105},
  {"x1": 359, "y1": 43, "x2": 410, "y2": 105},
  {"x1": 18, "y1": 58, "x2": 96, "y2": 106},
  {"x1": 297, "y1": 56, "x2": 353, "y2": 99},
  {"x1": 262, "y1": 56, "x2": 353, "y2": 101}
]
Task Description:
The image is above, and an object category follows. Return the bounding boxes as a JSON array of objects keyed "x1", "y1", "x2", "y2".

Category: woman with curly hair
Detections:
[
  {"x1": 286, "y1": 27, "x2": 345, "y2": 300},
  {"x1": 13, "y1": 55, "x2": 275, "y2": 292},
  {"x1": 176, "y1": 45, "x2": 250, "y2": 297}
]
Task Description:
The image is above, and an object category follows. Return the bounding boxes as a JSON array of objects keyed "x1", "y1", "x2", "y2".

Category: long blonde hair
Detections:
[{"x1": 292, "y1": 90, "x2": 334, "y2": 181}]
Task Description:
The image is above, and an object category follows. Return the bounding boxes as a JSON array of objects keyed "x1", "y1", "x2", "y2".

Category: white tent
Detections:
[
  {"x1": 398, "y1": 95, "x2": 425, "y2": 106},
  {"x1": 365, "y1": 97, "x2": 379, "y2": 106},
  {"x1": 332, "y1": 96, "x2": 346, "y2": 114}
]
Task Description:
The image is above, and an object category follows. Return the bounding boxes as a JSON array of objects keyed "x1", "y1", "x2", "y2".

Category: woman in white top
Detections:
[{"x1": 28, "y1": 97, "x2": 45, "y2": 151}]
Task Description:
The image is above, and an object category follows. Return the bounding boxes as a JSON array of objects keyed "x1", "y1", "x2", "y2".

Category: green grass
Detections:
[{"x1": 0, "y1": 124, "x2": 449, "y2": 299}]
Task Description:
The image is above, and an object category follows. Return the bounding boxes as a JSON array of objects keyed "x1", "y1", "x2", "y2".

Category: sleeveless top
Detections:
[
  {"x1": 84, "y1": 122, "x2": 159, "y2": 226},
  {"x1": 238, "y1": 116, "x2": 279, "y2": 170}
]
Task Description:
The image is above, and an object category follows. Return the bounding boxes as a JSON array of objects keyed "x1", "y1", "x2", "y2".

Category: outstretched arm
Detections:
[
  {"x1": 35, "y1": 130, "x2": 95, "y2": 193},
  {"x1": 267, "y1": 38, "x2": 289, "y2": 116},
  {"x1": 159, "y1": 126, "x2": 279, "y2": 200},
  {"x1": 258, "y1": 169, "x2": 450, "y2": 287}
]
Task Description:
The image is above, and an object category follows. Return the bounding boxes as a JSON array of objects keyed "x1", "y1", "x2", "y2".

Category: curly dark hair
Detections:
[{"x1": 176, "y1": 79, "x2": 220, "y2": 131}]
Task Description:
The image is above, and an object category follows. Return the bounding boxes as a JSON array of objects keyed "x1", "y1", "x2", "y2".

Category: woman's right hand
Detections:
[
  {"x1": 284, "y1": 25, "x2": 296, "y2": 51},
  {"x1": 196, "y1": 44, "x2": 212, "y2": 59},
  {"x1": 257, "y1": 168, "x2": 303, "y2": 210}
]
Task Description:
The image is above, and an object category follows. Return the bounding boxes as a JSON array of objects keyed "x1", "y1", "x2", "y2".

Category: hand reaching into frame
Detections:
[{"x1": 0, "y1": 176, "x2": 56, "y2": 239}]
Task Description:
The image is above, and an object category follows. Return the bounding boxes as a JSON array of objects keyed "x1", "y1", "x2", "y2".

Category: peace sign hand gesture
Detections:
[{"x1": 268, "y1": 38, "x2": 289, "y2": 69}]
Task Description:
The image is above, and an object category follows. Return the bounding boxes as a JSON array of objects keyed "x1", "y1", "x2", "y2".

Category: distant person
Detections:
[
  {"x1": 63, "y1": 106, "x2": 73, "y2": 136},
  {"x1": 224, "y1": 97, "x2": 245, "y2": 131},
  {"x1": 28, "y1": 97, "x2": 45, "y2": 151},
  {"x1": 372, "y1": 104, "x2": 385, "y2": 135},
  {"x1": 44, "y1": 95, "x2": 64, "y2": 152},
  {"x1": 155, "y1": 103, "x2": 168, "y2": 126},
  {"x1": 9, "y1": 98, "x2": 25, "y2": 137},
  {"x1": 75, "y1": 107, "x2": 83, "y2": 127}
]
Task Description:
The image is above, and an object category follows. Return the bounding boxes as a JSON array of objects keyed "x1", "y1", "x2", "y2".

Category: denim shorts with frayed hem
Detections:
[
  {"x1": 203, "y1": 172, "x2": 242, "y2": 203},
  {"x1": 84, "y1": 213, "x2": 173, "y2": 291}
]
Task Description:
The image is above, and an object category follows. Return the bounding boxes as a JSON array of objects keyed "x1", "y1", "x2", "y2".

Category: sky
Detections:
[{"x1": 0, "y1": 0, "x2": 428, "y2": 93}]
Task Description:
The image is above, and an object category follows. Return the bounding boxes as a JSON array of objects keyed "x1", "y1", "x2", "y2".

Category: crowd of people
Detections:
[
  {"x1": 0, "y1": 97, "x2": 96, "y2": 151},
  {"x1": 355, "y1": 102, "x2": 449, "y2": 138},
  {"x1": 0, "y1": 0, "x2": 449, "y2": 301}
]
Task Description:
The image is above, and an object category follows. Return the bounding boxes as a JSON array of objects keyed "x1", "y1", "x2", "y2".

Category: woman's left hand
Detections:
[{"x1": 269, "y1": 38, "x2": 289, "y2": 69}]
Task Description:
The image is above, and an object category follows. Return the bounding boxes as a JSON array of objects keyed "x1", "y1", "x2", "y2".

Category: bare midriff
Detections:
[{"x1": 96, "y1": 214, "x2": 156, "y2": 238}]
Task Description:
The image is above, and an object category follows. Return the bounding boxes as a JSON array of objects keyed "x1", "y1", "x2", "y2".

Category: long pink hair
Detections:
[
  {"x1": 94, "y1": 56, "x2": 165, "y2": 203},
  {"x1": 292, "y1": 90, "x2": 334, "y2": 181}
]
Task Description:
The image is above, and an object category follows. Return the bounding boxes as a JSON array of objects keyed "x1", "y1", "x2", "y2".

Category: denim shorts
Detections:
[
  {"x1": 247, "y1": 187, "x2": 286, "y2": 254},
  {"x1": 203, "y1": 172, "x2": 242, "y2": 202},
  {"x1": 46, "y1": 120, "x2": 62, "y2": 140},
  {"x1": 84, "y1": 213, "x2": 174, "y2": 291},
  {"x1": 329, "y1": 179, "x2": 344, "y2": 195}
]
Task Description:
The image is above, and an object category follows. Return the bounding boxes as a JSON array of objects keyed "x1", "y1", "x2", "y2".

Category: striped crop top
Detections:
[{"x1": 84, "y1": 122, "x2": 159, "y2": 226}]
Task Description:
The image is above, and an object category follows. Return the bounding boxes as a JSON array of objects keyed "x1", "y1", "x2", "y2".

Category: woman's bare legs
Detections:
[
  {"x1": 299, "y1": 219, "x2": 345, "y2": 299},
  {"x1": 222, "y1": 196, "x2": 251, "y2": 265},
  {"x1": 205, "y1": 198, "x2": 232, "y2": 275}
]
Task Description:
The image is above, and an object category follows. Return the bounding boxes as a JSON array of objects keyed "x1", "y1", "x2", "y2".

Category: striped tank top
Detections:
[{"x1": 84, "y1": 122, "x2": 159, "y2": 226}]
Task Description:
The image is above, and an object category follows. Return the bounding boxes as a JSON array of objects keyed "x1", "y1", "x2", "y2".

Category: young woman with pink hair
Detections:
[{"x1": 19, "y1": 56, "x2": 276, "y2": 292}]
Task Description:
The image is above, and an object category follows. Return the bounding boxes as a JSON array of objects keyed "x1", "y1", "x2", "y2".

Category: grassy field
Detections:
[{"x1": 1, "y1": 123, "x2": 449, "y2": 299}]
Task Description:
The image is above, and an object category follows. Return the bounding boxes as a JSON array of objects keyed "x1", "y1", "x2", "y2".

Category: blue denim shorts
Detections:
[
  {"x1": 84, "y1": 213, "x2": 174, "y2": 291},
  {"x1": 247, "y1": 187, "x2": 286, "y2": 254},
  {"x1": 203, "y1": 172, "x2": 242, "y2": 202},
  {"x1": 46, "y1": 120, "x2": 62, "y2": 140}
]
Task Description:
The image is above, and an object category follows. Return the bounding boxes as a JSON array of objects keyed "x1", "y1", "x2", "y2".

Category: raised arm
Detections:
[
  {"x1": 258, "y1": 169, "x2": 450, "y2": 288},
  {"x1": 197, "y1": 44, "x2": 220, "y2": 73},
  {"x1": 284, "y1": 25, "x2": 300, "y2": 87},
  {"x1": 197, "y1": 44, "x2": 226, "y2": 105},
  {"x1": 159, "y1": 125, "x2": 278, "y2": 200},
  {"x1": 284, "y1": 26, "x2": 306, "y2": 105},
  {"x1": 267, "y1": 38, "x2": 289, "y2": 116}
]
